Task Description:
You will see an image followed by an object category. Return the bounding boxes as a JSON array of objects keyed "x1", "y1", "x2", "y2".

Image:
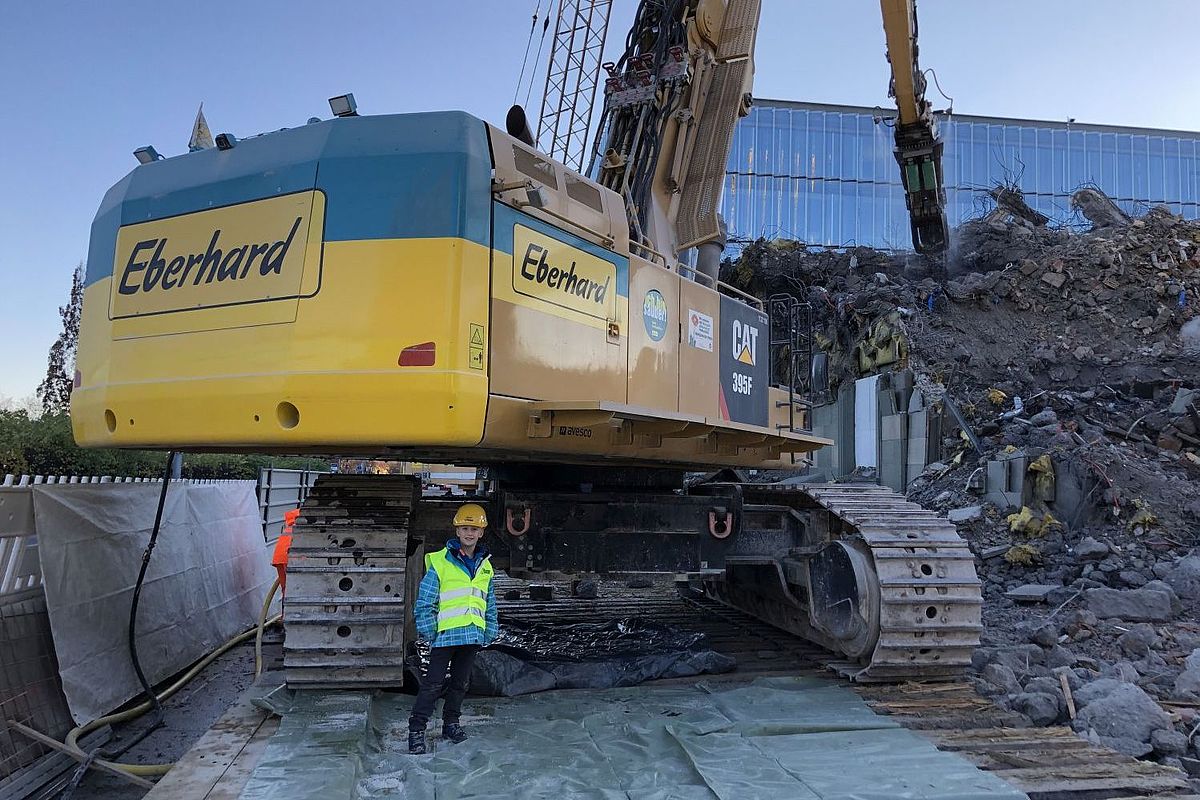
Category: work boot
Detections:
[
  {"x1": 408, "y1": 728, "x2": 427, "y2": 755},
  {"x1": 442, "y1": 722, "x2": 468, "y2": 744}
]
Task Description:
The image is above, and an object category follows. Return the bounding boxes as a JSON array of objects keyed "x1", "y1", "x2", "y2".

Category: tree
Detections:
[{"x1": 37, "y1": 263, "x2": 84, "y2": 415}]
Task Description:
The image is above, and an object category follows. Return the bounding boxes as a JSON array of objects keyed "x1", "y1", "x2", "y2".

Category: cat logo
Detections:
[{"x1": 732, "y1": 320, "x2": 758, "y2": 366}]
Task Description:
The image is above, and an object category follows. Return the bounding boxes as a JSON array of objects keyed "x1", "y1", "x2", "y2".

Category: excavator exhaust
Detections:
[{"x1": 506, "y1": 104, "x2": 536, "y2": 147}]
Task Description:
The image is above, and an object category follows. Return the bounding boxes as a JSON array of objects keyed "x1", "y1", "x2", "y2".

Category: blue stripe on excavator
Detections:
[{"x1": 85, "y1": 111, "x2": 493, "y2": 287}]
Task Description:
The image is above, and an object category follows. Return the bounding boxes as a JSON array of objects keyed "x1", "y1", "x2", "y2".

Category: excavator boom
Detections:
[{"x1": 590, "y1": 0, "x2": 949, "y2": 258}]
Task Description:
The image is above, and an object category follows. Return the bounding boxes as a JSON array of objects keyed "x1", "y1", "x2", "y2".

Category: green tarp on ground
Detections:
[{"x1": 238, "y1": 677, "x2": 1028, "y2": 800}]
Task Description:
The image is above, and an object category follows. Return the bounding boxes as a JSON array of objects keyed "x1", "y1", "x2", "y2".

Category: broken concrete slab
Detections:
[
  {"x1": 1169, "y1": 387, "x2": 1199, "y2": 414},
  {"x1": 947, "y1": 505, "x2": 982, "y2": 523},
  {"x1": 1005, "y1": 584, "x2": 1060, "y2": 603},
  {"x1": 1071, "y1": 187, "x2": 1132, "y2": 228},
  {"x1": 1164, "y1": 554, "x2": 1200, "y2": 600},
  {"x1": 1074, "y1": 681, "x2": 1171, "y2": 744},
  {"x1": 1073, "y1": 536, "x2": 1110, "y2": 561},
  {"x1": 1040, "y1": 272, "x2": 1067, "y2": 289},
  {"x1": 1084, "y1": 586, "x2": 1177, "y2": 622},
  {"x1": 978, "y1": 545, "x2": 1011, "y2": 560}
]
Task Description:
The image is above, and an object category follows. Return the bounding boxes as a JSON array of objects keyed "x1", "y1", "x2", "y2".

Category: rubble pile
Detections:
[{"x1": 728, "y1": 196, "x2": 1200, "y2": 771}]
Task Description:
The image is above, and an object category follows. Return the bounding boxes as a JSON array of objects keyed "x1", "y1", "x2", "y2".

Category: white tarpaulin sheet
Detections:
[{"x1": 32, "y1": 482, "x2": 275, "y2": 724}]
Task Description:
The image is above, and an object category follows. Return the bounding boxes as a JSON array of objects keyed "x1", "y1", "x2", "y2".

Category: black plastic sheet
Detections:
[{"x1": 414, "y1": 618, "x2": 736, "y2": 697}]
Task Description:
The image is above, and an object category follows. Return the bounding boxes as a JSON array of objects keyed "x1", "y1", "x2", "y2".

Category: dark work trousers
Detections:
[{"x1": 408, "y1": 644, "x2": 481, "y2": 730}]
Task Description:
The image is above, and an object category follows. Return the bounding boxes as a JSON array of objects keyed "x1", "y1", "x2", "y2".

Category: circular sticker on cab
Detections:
[{"x1": 642, "y1": 289, "x2": 668, "y2": 341}]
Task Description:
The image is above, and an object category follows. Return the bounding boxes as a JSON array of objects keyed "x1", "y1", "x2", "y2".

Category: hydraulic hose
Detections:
[
  {"x1": 63, "y1": 613, "x2": 282, "y2": 777},
  {"x1": 128, "y1": 451, "x2": 177, "y2": 728},
  {"x1": 254, "y1": 576, "x2": 281, "y2": 677}
]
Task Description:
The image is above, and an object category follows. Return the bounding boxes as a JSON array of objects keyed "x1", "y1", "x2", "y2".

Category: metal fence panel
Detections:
[{"x1": 258, "y1": 468, "x2": 325, "y2": 542}]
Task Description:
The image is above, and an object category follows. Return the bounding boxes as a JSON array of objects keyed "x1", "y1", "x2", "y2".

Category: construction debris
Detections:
[
  {"x1": 1073, "y1": 186, "x2": 1133, "y2": 229},
  {"x1": 728, "y1": 186, "x2": 1200, "y2": 773}
]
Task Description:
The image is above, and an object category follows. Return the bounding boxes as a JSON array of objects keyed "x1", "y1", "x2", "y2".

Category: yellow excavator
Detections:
[{"x1": 72, "y1": 0, "x2": 973, "y2": 687}]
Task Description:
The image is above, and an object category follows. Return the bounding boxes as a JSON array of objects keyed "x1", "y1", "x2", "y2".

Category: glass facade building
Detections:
[{"x1": 722, "y1": 100, "x2": 1200, "y2": 250}]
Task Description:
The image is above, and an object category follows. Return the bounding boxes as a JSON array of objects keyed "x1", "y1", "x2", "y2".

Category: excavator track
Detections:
[
  {"x1": 800, "y1": 483, "x2": 983, "y2": 681},
  {"x1": 282, "y1": 475, "x2": 418, "y2": 688},
  {"x1": 717, "y1": 482, "x2": 982, "y2": 682}
]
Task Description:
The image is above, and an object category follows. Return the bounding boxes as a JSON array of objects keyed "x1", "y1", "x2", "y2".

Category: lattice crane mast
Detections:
[{"x1": 536, "y1": 0, "x2": 615, "y2": 173}]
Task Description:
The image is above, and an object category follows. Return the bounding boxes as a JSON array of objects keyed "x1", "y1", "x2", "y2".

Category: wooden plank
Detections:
[
  {"x1": 0, "y1": 728, "x2": 109, "y2": 800},
  {"x1": 204, "y1": 715, "x2": 279, "y2": 800},
  {"x1": 854, "y1": 681, "x2": 978, "y2": 697},
  {"x1": 879, "y1": 709, "x2": 1029, "y2": 730},
  {"x1": 926, "y1": 726, "x2": 1081, "y2": 743},
  {"x1": 962, "y1": 747, "x2": 1140, "y2": 771},
  {"x1": 4, "y1": 721, "x2": 153, "y2": 790},
  {"x1": 866, "y1": 697, "x2": 992, "y2": 711},
  {"x1": 944, "y1": 739, "x2": 1096, "y2": 756},
  {"x1": 924, "y1": 727, "x2": 1092, "y2": 753},
  {"x1": 145, "y1": 690, "x2": 269, "y2": 799},
  {"x1": 995, "y1": 762, "x2": 1190, "y2": 800}
]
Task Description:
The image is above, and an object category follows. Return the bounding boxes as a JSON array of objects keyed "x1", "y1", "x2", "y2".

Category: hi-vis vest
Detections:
[{"x1": 425, "y1": 549, "x2": 494, "y2": 633}]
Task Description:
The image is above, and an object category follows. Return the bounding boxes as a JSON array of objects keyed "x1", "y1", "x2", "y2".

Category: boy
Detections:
[{"x1": 408, "y1": 502, "x2": 498, "y2": 754}]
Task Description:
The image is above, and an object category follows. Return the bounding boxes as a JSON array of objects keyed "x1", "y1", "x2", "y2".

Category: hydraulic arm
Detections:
[
  {"x1": 591, "y1": 0, "x2": 949, "y2": 259},
  {"x1": 879, "y1": 0, "x2": 949, "y2": 254}
]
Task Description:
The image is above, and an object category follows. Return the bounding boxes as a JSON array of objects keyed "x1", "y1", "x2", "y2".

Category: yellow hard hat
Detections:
[{"x1": 453, "y1": 503, "x2": 488, "y2": 529}]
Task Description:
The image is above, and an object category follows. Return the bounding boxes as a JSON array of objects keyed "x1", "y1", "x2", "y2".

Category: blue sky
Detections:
[{"x1": 1, "y1": 0, "x2": 1197, "y2": 401}]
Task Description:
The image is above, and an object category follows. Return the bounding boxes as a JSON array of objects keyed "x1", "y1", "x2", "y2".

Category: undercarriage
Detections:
[{"x1": 281, "y1": 469, "x2": 982, "y2": 687}]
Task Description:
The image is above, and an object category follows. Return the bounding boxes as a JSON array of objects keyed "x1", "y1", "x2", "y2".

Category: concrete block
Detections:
[
  {"x1": 882, "y1": 413, "x2": 906, "y2": 441},
  {"x1": 880, "y1": 441, "x2": 906, "y2": 492},
  {"x1": 1170, "y1": 388, "x2": 1200, "y2": 414},
  {"x1": 906, "y1": 434, "x2": 928, "y2": 478},
  {"x1": 948, "y1": 506, "x2": 982, "y2": 523},
  {"x1": 927, "y1": 412, "x2": 943, "y2": 460},
  {"x1": 986, "y1": 459, "x2": 1008, "y2": 490},
  {"x1": 1006, "y1": 584, "x2": 1061, "y2": 603},
  {"x1": 985, "y1": 453, "x2": 1026, "y2": 510}
]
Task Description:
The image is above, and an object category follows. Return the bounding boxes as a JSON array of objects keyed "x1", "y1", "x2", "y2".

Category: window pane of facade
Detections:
[
  {"x1": 1071, "y1": 130, "x2": 1088, "y2": 187},
  {"x1": 1051, "y1": 129, "x2": 1068, "y2": 194},
  {"x1": 1183, "y1": 139, "x2": 1198, "y2": 205},
  {"x1": 972, "y1": 124, "x2": 990, "y2": 186},
  {"x1": 1149, "y1": 137, "x2": 1164, "y2": 202},
  {"x1": 1116, "y1": 133, "x2": 1132, "y2": 200},
  {"x1": 1132, "y1": 135, "x2": 1149, "y2": 202},
  {"x1": 1165, "y1": 137, "x2": 1181, "y2": 202}
]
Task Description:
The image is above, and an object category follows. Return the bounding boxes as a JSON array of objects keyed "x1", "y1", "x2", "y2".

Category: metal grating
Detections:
[
  {"x1": 677, "y1": 59, "x2": 748, "y2": 249},
  {"x1": 0, "y1": 593, "x2": 73, "y2": 781},
  {"x1": 715, "y1": 0, "x2": 761, "y2": 62}
]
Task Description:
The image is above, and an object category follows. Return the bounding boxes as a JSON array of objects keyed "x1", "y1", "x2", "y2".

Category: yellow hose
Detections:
[
  {"x1": 63, "y1": 582, "x2": 284, "y2": 778},
  {"x1": 255, "y1": 576, "x2": 281, "y2": 677}
]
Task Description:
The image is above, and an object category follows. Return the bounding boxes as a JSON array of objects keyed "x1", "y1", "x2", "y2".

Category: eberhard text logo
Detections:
[
  {"x1": 512, "y1": 224, "x2": 616, "y2": 320},
  {"x1": 110, "y1": 192, "x2": 316, "y2": 319},
  {"x1": 118, "y1": 217, "x2": 301, "y2": 297}
]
